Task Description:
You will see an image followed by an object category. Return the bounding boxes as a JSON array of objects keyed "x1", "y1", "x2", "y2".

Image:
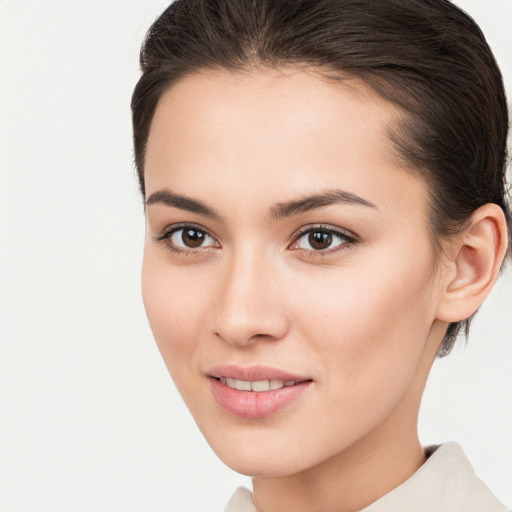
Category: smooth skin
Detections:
[{"x1": 141, "y1": 68, "x2": 508, "y2": 512}]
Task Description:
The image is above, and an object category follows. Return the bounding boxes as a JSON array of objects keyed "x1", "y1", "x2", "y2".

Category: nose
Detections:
[{"x1": 213, "y1": 249, "x2": 290, "y2": 348}]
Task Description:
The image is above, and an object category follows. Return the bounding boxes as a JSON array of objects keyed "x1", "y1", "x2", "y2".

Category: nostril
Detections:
[{"x1": 214, "y1": 330, "x2": 285, "y2": 347}]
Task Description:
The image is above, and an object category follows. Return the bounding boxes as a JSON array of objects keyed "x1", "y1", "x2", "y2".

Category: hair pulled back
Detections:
[{"x1": 131, "y1": 0, "x2": 511, "y2": 355}]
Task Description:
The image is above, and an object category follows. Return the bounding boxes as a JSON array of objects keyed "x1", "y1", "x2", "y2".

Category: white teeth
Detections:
[
  {"x1": 235, "y1": 379, "x2": 252, "y2": 391},
  {"x1": 251, "y1": 380, "x2": 270, "y2": 392},
  {"x1": 270, "y1": 379, "x2": 284, "y2": 390},
  {"x1": 219, "y1": 378, "x2": 298, "y2": 391}
]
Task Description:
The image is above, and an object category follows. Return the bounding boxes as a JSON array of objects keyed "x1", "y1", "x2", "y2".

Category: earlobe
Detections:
[{"x1": 436, "y1": 204, "x2": 508, "y2": 323}]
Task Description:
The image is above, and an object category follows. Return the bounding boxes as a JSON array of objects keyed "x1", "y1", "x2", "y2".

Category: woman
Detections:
[{"x1": 131, "y1": 0, "x2": 511, "y2": 510}]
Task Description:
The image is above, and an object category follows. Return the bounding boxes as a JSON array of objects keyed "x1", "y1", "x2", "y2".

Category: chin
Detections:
[
  {"x1": 216, "y1": 448, "x2": 305, "y2": 478},
  {"x1": 201, "y1": 422, "x2": 350, "y2": 478},
  {"x1": 196, "y1": 422, "x2": 306, "y2": 477}
]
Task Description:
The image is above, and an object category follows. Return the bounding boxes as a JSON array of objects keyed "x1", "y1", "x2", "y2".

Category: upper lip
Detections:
[{"x1": 208, "y1": 364, "x2": 312, "y2": 382}]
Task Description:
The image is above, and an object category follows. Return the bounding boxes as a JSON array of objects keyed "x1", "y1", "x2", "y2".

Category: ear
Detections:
[{"x1": 436, "y1": 204, "x2": 509, "y2": 323}]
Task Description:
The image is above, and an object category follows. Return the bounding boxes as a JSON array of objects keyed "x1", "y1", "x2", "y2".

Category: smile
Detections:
[
  {"x1": 208, "y1": 366, "x2": 313, "y2": 418},
  {"x1": 218, "y1": 377, "x2": 301, "y2": 392}
]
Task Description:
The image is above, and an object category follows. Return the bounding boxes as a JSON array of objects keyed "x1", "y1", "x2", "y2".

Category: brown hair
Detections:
[{"x1": 131, "y1": 0, "x2": 511, "y2": 355}]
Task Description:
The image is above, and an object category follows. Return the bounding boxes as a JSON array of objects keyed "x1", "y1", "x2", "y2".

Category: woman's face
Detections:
[{"x1": 142, "y1": 68, "x2": 447, "y2": 476}]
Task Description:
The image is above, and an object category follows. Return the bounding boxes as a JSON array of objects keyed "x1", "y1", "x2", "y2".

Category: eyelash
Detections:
[
  {"x1": 154, "y1": 223, "x2": 358, "y2": 258},
  {"x1": 290, "y1": 224, "x2": 357, "y2": 257},
  {"x1": 155, "y1": 223, "x2": 219, "y2": 257}
]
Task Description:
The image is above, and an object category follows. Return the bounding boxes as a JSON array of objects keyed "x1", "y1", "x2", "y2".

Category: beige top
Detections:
[{"x1": 224, "y1": 442, "x2": 509, "y2": 512}]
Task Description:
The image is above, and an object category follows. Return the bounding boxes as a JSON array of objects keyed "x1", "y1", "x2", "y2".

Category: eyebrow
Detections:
[
  {"x1": 269, "y1": 188, "x2": 377, "y2": 221},
  {"x1": 146, "y1": 189, "x2": 222, "y2": 219},
  {"x1": 145, "y1": 187, "x2": 376, "y2": 220}
]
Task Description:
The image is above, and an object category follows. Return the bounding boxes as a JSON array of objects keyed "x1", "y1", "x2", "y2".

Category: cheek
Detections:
[
  {"x1": 141, "y1": 246, "x2": 210, "y2": 376},
  {"x1": 273, "y1": 254, "x2": 437, "y2": 462},
  {"x1": 294, "y1": 250, "x2": 437, "y2": 381}
]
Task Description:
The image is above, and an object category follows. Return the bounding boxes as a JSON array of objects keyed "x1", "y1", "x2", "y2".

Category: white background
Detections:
[{"x1": 0, "y1": 1, "x2": 511, "y2": 510}]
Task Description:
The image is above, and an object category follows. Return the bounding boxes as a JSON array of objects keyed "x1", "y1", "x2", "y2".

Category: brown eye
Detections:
[
  {"x1": 308, "y1": 231, "x2": 333, "y2": 250},
  {"x1": 169, "y1": 227, "x2": 216, "y2": 249},
  {"x1": 292, "y1": 226, "x2": 353, "y2": 253},
  {"x1": 182, "y1": 228, "x2": 206, "y2": 248}
]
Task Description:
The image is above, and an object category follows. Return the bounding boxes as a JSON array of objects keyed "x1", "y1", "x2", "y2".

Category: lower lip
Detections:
[{"x1": 209, "y1": 378, "x2": 312, "y2": 419}]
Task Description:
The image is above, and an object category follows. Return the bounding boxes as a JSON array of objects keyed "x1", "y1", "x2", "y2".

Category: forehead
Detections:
[
  {"x1": 147, "y1": 68, "x2": 400, "y2": 160},
  {"x1": 144, "y1": 68, "x2": 429, "y2": 222}
]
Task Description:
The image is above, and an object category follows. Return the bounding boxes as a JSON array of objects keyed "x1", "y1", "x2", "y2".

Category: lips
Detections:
[{"x1": 208, "y1": 365, "x2": 313, "y2": 419}]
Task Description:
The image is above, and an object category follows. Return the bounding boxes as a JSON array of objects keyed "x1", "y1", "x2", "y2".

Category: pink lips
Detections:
[{"x1": 208, "y1": 365, "x2": 312, "y2": 419}]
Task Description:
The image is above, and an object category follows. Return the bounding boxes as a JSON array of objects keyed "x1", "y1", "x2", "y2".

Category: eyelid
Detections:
[
  {"x1": 288, "y1": 223, "x2": 358, "y2": 253},
  {"x1": 154, "y1": 222, "x2": 213, "y2": 240},
  {"x1": 154, "y1": 222, "x2": 221, "y2": 252},
  {"x1": 292, "y1": 223, "x2": 357, "y2": 239}
]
